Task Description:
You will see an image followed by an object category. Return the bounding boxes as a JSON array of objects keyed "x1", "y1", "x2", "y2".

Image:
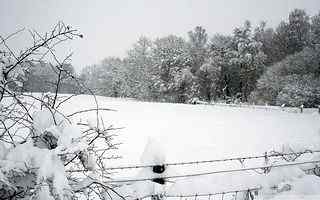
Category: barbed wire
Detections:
[
  {"x1": 104, "y1": 149, "x2": 320, "y2": 170},
  {"x1": 105, "y1": 159, "x2": 320, "y2": 184},
  {"x1": 135, "y1": 186, "x2": 261, "y2": 200},
  {"x1": 206, "y1": 102, "x2": 317, "y2": 114}
]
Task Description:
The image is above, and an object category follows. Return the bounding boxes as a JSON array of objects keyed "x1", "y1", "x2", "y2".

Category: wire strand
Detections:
[
  {"x1": 135, "y1": 187, "x2": 261, "y2": 200},
  {"x1": 104, "y1": 149, "x2": 320, "y2": 170},
  {"x1": 106, "y1": 159, "x2": 320, "y2": 183}
]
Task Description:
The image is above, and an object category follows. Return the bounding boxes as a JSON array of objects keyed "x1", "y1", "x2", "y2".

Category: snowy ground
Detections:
[{"x1": 58, "y1": 95, "x2": 320, "y2": 200}]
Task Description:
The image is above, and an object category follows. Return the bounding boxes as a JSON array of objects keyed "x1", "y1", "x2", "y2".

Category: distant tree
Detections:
[
  {"x1": 310, "y1": 12, "x2": 320, "y2": 48},
  {"x1": 270, "y1": 9, "x2": 311, "y2": 63},
  {"x1": 228, "y1": 20, "x2": 266, "y2": 101},
  {"x1": 80, "y1": 9, "x2": 319, "y2": 106},
  {"x1": 126, "y1": 36, "x2": 154, "y2": 100},
  {"x1": 23, "y1": 62, "x2": 54, "y2": 92},
  {"x1": 208, "y1": 34, "x2": 238, "y2": 101},
  {"x1": 196, "y1": 57, "x2": 221, "y2": 101},
  {"x1": 271, "y1": 21, "x2": 291, "y2": 63},
  {"x1": 252, "y1": 47, "x2": 320, "y2": 106},
  {"x1": 23, "y1": 62, "x2": 79, "y2": 94},
  {"x1": 80, "y1": 57, "x2": 129, "y2": 97},
  {"x1": 187, "y1": 26, "x2": 209, "y2": 73},
  {"x1": 254, "y1": 21, "x2": 276, "y2": 66},
  {"x1": 250, "y1": 62, "x2": 283, "y2": 105},
  {"x1": 173, "y1": 67, "x2": 199, "y2": 103},
  {"x1": 151, "y1": 35, "x2": 194, "y2": 102},
  {"x1": 276, "y1": 74, "x2": 320, "y2": 107},
  {"x1": 80, "y1": 64, "x2": 103, "y2": 94},
  {"x1": 287, "y1": 9, "x2": 310, "y2": 54},
  {"x1": 99, "y1": 57, "x2": 129, "y2": 97}
]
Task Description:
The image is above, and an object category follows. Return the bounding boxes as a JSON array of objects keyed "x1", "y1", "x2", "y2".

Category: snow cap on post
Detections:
[
  {"x1": 140, "y1": 137, "x2": 166, "y2": 185},
  {"x1": 140, "y1": 137, "x2": 166, "y2": 165}
]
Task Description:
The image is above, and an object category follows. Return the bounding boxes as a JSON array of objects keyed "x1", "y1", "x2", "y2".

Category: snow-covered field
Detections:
[{"x1": 59, "y1": 95, "x2": 320, "y2": 200}]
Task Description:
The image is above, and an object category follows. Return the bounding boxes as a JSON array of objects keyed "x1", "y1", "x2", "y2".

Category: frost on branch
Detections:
[{"x1": 0, "y1": 22, "x2": 121, "y2": 199}]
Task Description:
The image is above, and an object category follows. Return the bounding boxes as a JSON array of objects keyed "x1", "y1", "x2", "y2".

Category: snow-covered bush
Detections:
[
  {"x1": 252, "y1": 46, "x2": 320, "y2": 107},
  {"x1": 0, "y1": 22, "x2": 121, "y2": 199},
  {"x1": 276, "y1": 74, "x2": 320, "y2": 107}
]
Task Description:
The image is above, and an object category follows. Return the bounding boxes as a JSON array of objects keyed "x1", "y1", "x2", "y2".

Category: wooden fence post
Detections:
[{"x1": 300, "y1": 104, "x2": 304, "y2": 113}]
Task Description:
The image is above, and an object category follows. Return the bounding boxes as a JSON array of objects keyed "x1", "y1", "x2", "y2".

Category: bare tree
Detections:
[{"x1": 0, "y1": 22, "x2": 123, "y2": 200}]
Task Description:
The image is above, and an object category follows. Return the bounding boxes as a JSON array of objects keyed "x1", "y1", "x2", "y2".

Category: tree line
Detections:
[{"x1": 23, "y1": 9, "x2": 320, "y2": 107}]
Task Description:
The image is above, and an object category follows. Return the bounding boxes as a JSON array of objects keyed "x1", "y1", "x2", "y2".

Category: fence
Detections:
[
  {"x1": 195, "y1": 101, "x2": 319, "y2": 114},
  {"x1": 103, "y1": 149, "x2": 320, "y2": 200}
]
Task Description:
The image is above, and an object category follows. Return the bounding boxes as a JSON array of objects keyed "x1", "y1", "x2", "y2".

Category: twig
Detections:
[{"x1": 67, "y1": 108, "x2": 116, "y2": 117}]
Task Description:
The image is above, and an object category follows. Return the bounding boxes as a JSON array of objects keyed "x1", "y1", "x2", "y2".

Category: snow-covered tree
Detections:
[
  {"x1": 253, "y1": 21, "x2": 277, "y2": 66},
  {"x1": 269, "y1": 9, "x2": 311, "y2": 64},
  {"x1": 151, "y1": 35, "x2": 193, "y2": 102},
  {"x1": 77, "y1": 9, "x2": 319, "y2": 105},
  {"x1": 99, "y1": 57, "x2": 129, "y2": 97},
  {"x1": 229, "y1": 20, "x2": 266, "y2": 101},
  {"x1": 310, "y1": 12, "x2": 320, "y2": 48},
  {"x1": 126, "y1": 36, "x2": 154, "y2": 100},
  {"x1": 276, "y1": 74, "x2": 320, "y2": 107},
  {"x1": 196, "y1": 58, "x2": 220, "y2": 102},
  {"x1": 271, "y1": 21, "x2": 291, "y2": 63},
  {"x1": 207, "y1": 34, "x2": 234, "y2": 100},
  {"x1": 81, "y1": 57, "x2": 130, "y2": 98},
  {"x1": 253, "y1": 46, "x2": 320, "y2": 106},
  {"x1": 187, "y1": 26, "x2": 209, "y2": 74},
  {"x1": 287, "y1": 9, "x2": 310, "y2": 54}
]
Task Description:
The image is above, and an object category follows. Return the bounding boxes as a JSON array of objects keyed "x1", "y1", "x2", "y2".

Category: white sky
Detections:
[{"x1": 1, "y1": 0, "x2": 319, "y2": 72}]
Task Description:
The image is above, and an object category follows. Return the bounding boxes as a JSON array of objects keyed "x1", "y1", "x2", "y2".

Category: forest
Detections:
[{"x1": 22, "y1": 9, "x2": 320, "y2": 107}]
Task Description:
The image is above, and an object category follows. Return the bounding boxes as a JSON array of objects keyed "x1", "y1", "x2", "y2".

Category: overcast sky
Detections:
[{"x1": 1, "y1": 0, "x2": 320, "y2": 72}]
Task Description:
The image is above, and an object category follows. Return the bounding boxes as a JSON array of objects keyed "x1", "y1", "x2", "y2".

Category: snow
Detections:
[
  {"x1": 0, "y1": 102, "x2": 89, "y2": 199},
  {"x1": 266, "y1": 175, "x2": 320, "y2": 200},
  {"x1": 60, "y1": 95, "x2": 320, "y2": 164},
  {"x1": 3, "y1": 140, "x2": 70, "y2": 199},
  {"x1": 32, "y1": 108, "x2": 67, "y2": 136},
  {"x1": 2, "y1": 94, "x2": 319, "y2": 199},
  {"x1": 140, "y1": 137, "x2": 166, "y2": 165},
  {"x1": 36, "y1": 185, "x2": 55, "y2": 200},
  {"x1": 57, "y1": 124, "x2": 82, "y2": 148},
  {"x1": 56, "y1": 95, "x2": 320, "y2": 199}
]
